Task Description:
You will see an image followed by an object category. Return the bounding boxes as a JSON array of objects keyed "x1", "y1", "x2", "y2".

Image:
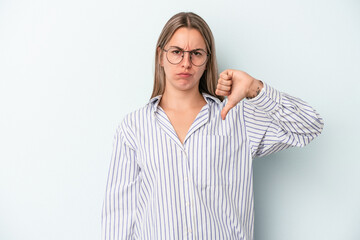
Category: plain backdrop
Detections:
[{"x1": 0, "y1": 0, "x2": 359, "y2": 239}]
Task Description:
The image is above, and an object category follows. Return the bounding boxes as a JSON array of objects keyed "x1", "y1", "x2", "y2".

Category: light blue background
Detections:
[{"x1": 0, "y1": 0, "x2": 359, "y2": 239}]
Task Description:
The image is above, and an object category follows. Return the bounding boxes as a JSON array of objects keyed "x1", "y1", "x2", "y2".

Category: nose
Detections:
[{"x1": 181, "y1": 52, "x2": 192, "y2": 68}]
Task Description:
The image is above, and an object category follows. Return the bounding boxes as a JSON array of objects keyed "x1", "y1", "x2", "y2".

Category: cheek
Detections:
[
  {"x1": 196, "y1": 67, "x2": 206, "y2": 78},
  {"x1": 162, "y1": 62, "x2": 175, "y2": 76}
]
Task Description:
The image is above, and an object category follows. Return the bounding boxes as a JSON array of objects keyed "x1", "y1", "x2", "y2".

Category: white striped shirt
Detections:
[{"x1": 102, "y1": 83, "x2": 324, "y2": 240}]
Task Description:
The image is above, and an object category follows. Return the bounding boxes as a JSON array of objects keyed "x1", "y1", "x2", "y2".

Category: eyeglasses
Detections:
[{"x1": 162, "y1": 47, "x2": 210, "y2": 67}]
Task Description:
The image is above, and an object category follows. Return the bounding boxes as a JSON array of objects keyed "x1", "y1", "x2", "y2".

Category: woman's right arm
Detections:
[{"x1": 101, "y1": 125, "x2": 140, "y2": 240}]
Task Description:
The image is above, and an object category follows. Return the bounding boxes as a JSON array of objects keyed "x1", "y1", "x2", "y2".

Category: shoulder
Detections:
[
  {"x1": 114, "y1": 101, "x2": 154, "y2": 150},
  {"x1": 118, "y1": 101, "x2": 154, "y2": 132}
]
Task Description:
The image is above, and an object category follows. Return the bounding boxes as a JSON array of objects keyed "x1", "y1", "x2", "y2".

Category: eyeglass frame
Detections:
[{"x1": 162, "y1": 47, "x2": 210, "y2": 67}]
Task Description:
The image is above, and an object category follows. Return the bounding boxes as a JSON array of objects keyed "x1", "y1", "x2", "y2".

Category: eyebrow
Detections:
[{"x1": 169, "y1": 46, "x2": 206, "y2": 52}]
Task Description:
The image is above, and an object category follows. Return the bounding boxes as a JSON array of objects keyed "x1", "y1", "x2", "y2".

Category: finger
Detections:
[
  {"x1": 218, "y1": 77, "x2": 232, "y2": 86},
  {"x1": 216, "y1": 83, "x2": 231, "y2": 92},
  {"x1": 216, "y1": 89, "x2": 231, "y2": 96},
  {"x1": 219, "y1": 72, "x2": 232, "y2": 80},
  {"x1": 221, "y1": 101, "x2": 236, "y2": 120},
  {"x1": 219, "y1": 69, "x2": 234, "y2": 80}
]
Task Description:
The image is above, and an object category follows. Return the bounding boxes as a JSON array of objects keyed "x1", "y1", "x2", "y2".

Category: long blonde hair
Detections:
[{"x1": 151, "y1": 12, "x2": 223, "y2": 101}]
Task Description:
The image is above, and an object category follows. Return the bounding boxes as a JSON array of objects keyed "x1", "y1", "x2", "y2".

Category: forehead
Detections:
[{"x1": 167, "y1": 27, "x2": 206, "y2": 49}]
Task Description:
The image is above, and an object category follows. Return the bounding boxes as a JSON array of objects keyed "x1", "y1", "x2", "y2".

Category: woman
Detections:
[{"x1": 102, "y1": 12, "x2": 323, "y2": 240}]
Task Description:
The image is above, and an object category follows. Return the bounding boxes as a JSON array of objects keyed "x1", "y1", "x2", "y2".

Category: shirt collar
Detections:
[
  {"x1": 149, "y1": 95, "x2": 162, "y2": 112},
  {"x1": 202, "y1": 93, "x2": 221, "y2": 104},
  {"x1": 149, "y1": 92, "x2": 221, "y2": 113}
]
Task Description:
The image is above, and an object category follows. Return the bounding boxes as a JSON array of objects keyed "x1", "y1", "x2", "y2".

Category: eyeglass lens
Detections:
[{"x1": 166, "y1": 47, "x2": 208, "y2": 66}]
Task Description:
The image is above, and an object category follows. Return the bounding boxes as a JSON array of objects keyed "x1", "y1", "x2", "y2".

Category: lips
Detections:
[{"x1": 177, "y1": 72, "x2": 192, "y2": 78}]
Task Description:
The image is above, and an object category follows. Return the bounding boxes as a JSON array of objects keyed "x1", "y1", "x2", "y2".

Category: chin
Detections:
[{"x1": 175, "y1": 80, "x2": 198, "y2": 91}]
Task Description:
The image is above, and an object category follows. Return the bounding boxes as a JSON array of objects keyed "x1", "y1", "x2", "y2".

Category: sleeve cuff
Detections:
[{"x1": 246, "y1": 82, "x2": 282, "y2": 113}]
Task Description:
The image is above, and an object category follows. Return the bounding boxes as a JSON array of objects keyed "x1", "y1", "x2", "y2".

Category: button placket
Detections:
[
  {"x1": 183, "y1": 148, "x2": 188, "y2": 158},
  {"x1": 181, "y1": 146, "x2": 194, "y2": 239},
  {"x1": 181, "y1": 145, "x2": 198, "y2": 239}
]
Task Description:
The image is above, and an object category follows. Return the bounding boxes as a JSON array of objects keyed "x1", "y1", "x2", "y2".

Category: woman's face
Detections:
[{"x1": 160, "y1": 27, "x2": 207, "y2": 93}]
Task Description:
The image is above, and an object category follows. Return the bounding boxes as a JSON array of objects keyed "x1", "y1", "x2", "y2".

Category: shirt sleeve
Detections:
[
  {"x1": 102, "y1": 124, "x2": 140, "y2": 240},
  {"x1": 243, "y1": 82, "x2": 324, "y2": 158}
]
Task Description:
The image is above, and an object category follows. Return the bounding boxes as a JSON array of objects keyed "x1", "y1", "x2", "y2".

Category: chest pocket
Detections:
[{"x1": 188, "y1": 135, "x2": 240, "y2": 187}]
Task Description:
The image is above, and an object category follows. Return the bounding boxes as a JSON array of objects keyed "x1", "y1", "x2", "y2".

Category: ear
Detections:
[{"x1": 157, "y1": 47, "x2": 164, "y2": 67}]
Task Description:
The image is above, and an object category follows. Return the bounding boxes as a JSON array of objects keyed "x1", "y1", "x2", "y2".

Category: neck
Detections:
[{"x1": 160, "y1": 87, "x2": 206, "y2": 111}]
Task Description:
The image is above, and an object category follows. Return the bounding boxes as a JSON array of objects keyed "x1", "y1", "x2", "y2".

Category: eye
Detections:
[
  {"x1": 171, "y1": 50, "x2": 182, "y2": 55},
  {"x1": 191, "y1": 50, "x2": 203, "y2": 56}
]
